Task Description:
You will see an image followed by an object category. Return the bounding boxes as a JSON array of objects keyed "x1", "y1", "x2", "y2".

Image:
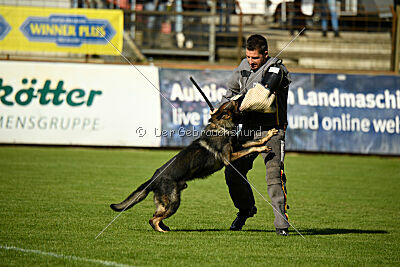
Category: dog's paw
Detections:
[
  {"x1": 267, "y1": 128, "x2": 278, "y2": 138},
  {"x1": 256, "y1": 146, "x2": 272, "y2": 153},
  {"x1": 149, "y1": 220, "x2": 169, "y2": 233},
  {"x1": 159, "y1": 221, "x2": 171, "y2": 232},
  {"x1": 260, "y1": 129, "x2": 278, "y2": 143}
]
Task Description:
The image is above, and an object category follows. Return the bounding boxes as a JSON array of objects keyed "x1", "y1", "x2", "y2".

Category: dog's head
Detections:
[{"x1": 209, "y1": 98, "x2": 242, "y2": 129}]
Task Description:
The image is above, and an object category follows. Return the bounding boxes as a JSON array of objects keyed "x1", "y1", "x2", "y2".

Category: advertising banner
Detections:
[
  {"x1": 0, "y1": 6, "x2": 123, "y2": 55},
  {"x1": 1, "y1": 62, "x2": 399, "y2": 155},
  {"x1": 159, "y1": 69, "x2": 400, "y2": 155},
  {"x1": 159, "y1": 68, "x2": 230, "y2": 147},
  {"x1": 0, "y1": 61, "x2": 160, "y2": 146},
  {"x1": 287, "y1": 73, "x2": 400, "y2": 155}
]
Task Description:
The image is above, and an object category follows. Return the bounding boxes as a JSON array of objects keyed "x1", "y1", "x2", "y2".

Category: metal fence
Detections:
[{"x1": 121, "y1": 1, "x2": 398, "y2": 66}]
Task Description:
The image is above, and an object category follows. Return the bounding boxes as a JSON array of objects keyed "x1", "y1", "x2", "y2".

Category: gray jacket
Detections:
[{"x1": 221, "y1": 57, "x2": 291, "y2": 129}]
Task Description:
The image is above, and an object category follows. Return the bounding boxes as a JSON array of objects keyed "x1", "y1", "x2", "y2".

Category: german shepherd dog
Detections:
[{"x1": 110, "y1": 100, "x2": 277, "y2": 232}]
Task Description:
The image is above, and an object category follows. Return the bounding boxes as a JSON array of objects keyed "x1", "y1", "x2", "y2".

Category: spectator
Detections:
[
  {"x1": 183, "y1": 0, "x2": 209, "y2": 48},
  {"x1": 217, "y1": 0, "x2": 235, "y2": 33},
  {"x1": 318, "y1": 0, "x2": 340, "y2": 37},
  {"x1": 288, "y1": 0, "x2": 307, "y2": 36},
  {"x1": 175, "y1": 0, "x2": 185, "y2": 48},
  {"x1": 143, "y1": 0, "x2": 168, "y2": 47}
]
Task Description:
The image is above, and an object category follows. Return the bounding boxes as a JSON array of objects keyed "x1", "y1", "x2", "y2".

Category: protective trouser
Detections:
[{"x1": 225, "y1": 128, "x2": 289, "y2": 229}]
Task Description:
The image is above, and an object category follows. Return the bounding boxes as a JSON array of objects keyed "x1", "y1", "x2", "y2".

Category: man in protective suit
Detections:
[{"x1": 217, "y1": 34, "x2": 291, "y2": 236}]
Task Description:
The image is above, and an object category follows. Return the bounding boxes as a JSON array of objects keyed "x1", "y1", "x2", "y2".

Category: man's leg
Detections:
[
  {"x1": 225, "y1": 153, "x2": 258, "y2": 230},
  {"x1": 262, "y1": 129, "x2": 290, "y2": 235}
]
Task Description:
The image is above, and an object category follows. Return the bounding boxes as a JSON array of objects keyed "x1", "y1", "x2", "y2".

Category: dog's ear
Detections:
[
  {"x1": 210, "y1": 102, "x2": 231, "y2": 121},
  {"x1": 210, "y1": 99, "x2": 241, "y2": 122}
]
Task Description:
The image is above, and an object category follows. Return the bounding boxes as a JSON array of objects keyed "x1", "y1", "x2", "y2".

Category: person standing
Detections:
[
  {"x1": 288, "y1": 0, "x2": 307, "y2": 36},
  {"x1": 215, "y1": 34, "x2": 291, "y2": 236},
  {"x1": 318, "y1": 0, "x2": 340, "y2": 37}
]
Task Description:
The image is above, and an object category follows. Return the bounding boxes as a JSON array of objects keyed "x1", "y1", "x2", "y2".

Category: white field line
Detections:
[{"x1": 0, "y1": 245, "x2": 134, "y2": 267}]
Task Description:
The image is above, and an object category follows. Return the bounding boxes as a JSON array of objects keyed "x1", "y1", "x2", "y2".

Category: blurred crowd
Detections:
[{"x1": 71, "y1": 0, "x2": 398, "y2": 48}]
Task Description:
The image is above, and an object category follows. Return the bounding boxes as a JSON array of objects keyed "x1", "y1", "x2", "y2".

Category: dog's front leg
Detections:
[
  {"x1": 241, "y1": 128, "x2": 278, "y2": 148},
  {"x1": 227, "y1": 146, "x2": 271, "y2": 164}
]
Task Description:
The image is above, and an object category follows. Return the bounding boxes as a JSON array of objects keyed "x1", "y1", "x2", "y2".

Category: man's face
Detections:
[{"x1": 246, "y1": 49, "x2": 268, "y2": 71}]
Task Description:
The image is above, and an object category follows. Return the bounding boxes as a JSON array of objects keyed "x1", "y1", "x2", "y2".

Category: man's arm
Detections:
[{"x1": 260, "y1": 60, "x2": 291, "y2": 94}]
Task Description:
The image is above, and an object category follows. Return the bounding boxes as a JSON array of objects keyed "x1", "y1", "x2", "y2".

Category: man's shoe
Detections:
[
  {"x1": 229, "y1": 206, "x2": 257, "y2": 231},
  {"x1": 229, "y1": 214, "x2": 247, "y2": 231},
  {"x1": 276, "y1": 228, "x2": 289, "y2": 236}
]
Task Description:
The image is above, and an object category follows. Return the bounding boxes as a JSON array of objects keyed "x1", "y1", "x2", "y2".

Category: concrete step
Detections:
[
  {"x1": 217, "y1": 52, "x2": 391, "y2": 71},
  {"x1": 218, "y1": 47, "x2": 392, "y2": 60},
  {"x1": 298, "y1": 57, "x2": 391, "y2": 70},
  {"x1": 217, "y1": 30, "x2": 393, "y2": 71},
  {"x1": 269, "y1": 39, "x2": 391, "y2": 55},
  {"x1": 0, "y1": 0, "x2": 71, "y2": 8}
]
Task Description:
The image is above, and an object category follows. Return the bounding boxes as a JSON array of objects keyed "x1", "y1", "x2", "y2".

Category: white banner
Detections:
[{"x1": 0, "y1": 61, "x2": 161, "y2": 146}]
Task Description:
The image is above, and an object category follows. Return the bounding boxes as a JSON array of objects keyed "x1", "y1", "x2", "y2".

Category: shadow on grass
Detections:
[
  {"x1": 299, "y1": 228, "x2": 388, "y2": 236},
  {"x1": 173, "y1": 229, "x2": 271, "y2": 232},
  {"x1": 172, "y1": 228, "x2": 388, "y2": 235}
]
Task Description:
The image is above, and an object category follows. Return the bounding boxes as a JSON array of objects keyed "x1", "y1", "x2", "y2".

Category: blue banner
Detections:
[
  {"x1": 159, "y1": 69, "x2": 400, "y2": 155},
  {"x1": 287, "y1": 73, "x2": 400, "y2": 155},
  {"x1": 159, "y1": 68, "x2": 231, "y2": 146},
  {"x1": 19, "y1": 15, "x2": 115, "y2": 47}
]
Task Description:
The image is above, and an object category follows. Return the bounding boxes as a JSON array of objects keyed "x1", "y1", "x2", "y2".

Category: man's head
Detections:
[{"x1": 246, "y1": 34, "x2": 268, "y2": 71}]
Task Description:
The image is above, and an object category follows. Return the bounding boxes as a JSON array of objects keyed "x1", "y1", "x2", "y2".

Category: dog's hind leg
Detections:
[
  {"x1": 149, "y1": 189, "x2": 181, "y2": 232},
  {"x1": 149, "y1": 203, "x2": 169, "y2": 232},
  {"x1": 149, "y1": 196, "x2": 170, "y2": 232}
]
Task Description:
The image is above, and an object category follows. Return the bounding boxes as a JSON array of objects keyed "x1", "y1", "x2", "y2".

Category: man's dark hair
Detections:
[{"x1": 246, "y1": 34, "x2": 268, "y2": 54}]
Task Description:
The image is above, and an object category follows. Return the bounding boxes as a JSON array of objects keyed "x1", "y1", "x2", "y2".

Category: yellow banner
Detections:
[{"x1": 0, "y1": 6, "x2": 123, "y2": 55}]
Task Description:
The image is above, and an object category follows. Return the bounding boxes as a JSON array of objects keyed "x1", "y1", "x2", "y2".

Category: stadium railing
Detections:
[{"x1": 118, "y1": 0, "x2": 398, "y2": 70}]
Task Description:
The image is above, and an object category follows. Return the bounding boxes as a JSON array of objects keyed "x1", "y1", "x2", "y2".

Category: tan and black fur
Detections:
[{"x1": 110, "y1": 100, "x2": 277, "y2": 232}]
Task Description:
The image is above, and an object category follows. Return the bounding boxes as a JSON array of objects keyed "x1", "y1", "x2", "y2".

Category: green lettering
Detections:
[
  {"x1": 0, "y1": 79, "x2": 14, "y2": 106},
  {"x1": 37, "y1": 80, "x2": 53, "y2": 105},
  {"x1": 15, "y1": 88, "x2": 35, "y2": 106},
  {"x1": 87, "y1": 90, "x2": 102, "y2": 106},
  {"x1": 53, "y1": 81, "x2": 66, "y2": 105},
  {"x1": 66, "y1": 89, "x2": 85, "y2": 106}
]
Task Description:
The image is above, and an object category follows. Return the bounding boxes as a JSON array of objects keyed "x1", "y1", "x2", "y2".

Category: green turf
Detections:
[{"x1": 0, "y1": 146, "x2": 399, "y2": 266}]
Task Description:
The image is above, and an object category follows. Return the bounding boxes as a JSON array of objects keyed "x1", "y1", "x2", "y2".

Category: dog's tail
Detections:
[{"x1": 110, "y1": 178, "x2": 153, "y2": 212}]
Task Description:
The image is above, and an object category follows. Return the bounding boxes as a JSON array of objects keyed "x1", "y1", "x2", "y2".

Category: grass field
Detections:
[{"x1": 0, "y1": 146, "x2": 399, "y2": 266}]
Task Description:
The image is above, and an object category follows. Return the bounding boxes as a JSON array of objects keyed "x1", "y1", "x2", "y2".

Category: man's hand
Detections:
[{"x1": 261, "y1": 65, "x2": 283, "y2": 94}]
